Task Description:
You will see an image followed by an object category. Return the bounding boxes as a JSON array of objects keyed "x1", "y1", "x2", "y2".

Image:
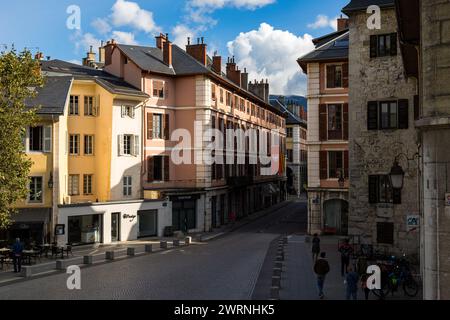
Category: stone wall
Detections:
[{"x1": 348, "y1": 9, "x2": 420, "y2": 255}]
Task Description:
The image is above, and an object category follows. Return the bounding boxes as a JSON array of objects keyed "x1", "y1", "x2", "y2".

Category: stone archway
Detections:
[{"x1": 323, "y1": 199, "x2": 349, "y2": 235}]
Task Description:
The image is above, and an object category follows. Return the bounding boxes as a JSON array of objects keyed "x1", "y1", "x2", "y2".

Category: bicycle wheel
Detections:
[{"x1": 403, "y1": 278, "x2": 419, "y2": 297}]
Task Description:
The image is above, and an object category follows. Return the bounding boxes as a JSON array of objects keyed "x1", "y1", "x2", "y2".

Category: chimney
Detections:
[
  {"x1": 104, "y1": 39, "x2": 116, "y2": 66},
  {"x1": 156, "y1": 33, "x2": 167, "y2": 50},
  {"x1": 186, "y1": 36, "x2": 207, "y2": 66},
  {"x1": 98, "y1": 40, "x2": 105, "y2": 64},
  {"x1": 226, "y1": 57, "x2": 241, "y2": 87},
  {"x1": 212, "y1": 53, "x2": 222, "y2": 74},
  {"x1": 34, "y1": 52, "x2": 44, "y2": 61},
  {"x1": 248, "y1": 78, "x2": 270, "y2": 103},
  {"x1": 163, "y1": 35, "x2": 173, "y2": 67},
  {"x1": 337, "y1": 15, "x2": 349, "y2": 31},
  {"x1": 241, "y1": 68, "x2": 249, "y2": 91}
]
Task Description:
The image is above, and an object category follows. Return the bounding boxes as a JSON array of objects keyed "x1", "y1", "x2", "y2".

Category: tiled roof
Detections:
[
  {"x1": 26, "y1": 76, "x2": 72, "y2": 115},
  {"x1": 269, "y1": 99, "x2": 306, "y2": 127},
  {"x1": 342, "y1": 0, "x2": 395, "y2": 14},
  {"x1": 40, "y1": 59, "x2": 149, "y2": 98}
]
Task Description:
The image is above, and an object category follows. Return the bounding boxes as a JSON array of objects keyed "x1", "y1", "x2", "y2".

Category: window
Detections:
[
  {"x1": 370, "y1": 33, "x2": 397, "y2": 58},
  {"x1": 286, "y1": 128, "x2": 293, "y2": 138},
  {"x1": 69, "y1": 96, "x2": 79, "y2": 115},
  {"x1": 69, "y1": 134, "x2": 80, "y2": 155},
  {"x1": 29, "y1": 177, "x2": 43, "y2": 203},
  {"x1": 123, "y1": 176, "x2": 132, "y2": 196},
  {"x1": 220, "y1": 89, "x2": 224, "y2": 104},
  {"x1": 121, "y1": 105, "x2": 135, "y2": 118},
  {"x1": 326, "y1": 64, "x2": 343, "y2": 88},
  {"x1": 83, "y1": 174, "x2": 93, "y2": 195},
  {"x1": 287, "y1": 149, "x2": 293, "y2": 161},
  {"x1": 119, "y1": 135, "x2": 139, "y2": 156},
  {"x1": 368, "y1": 175, "x2": 401, "y2": 204},
  {"x1": 154, "y1": 156, "x2": 163, "y2": 181},
  {"x1": 211, "y1": 84, "x2": 216, "y2": 100},
  {"x1": 226, "y1": 92, "x2": 232, "y2": 107},
  {"x1": 153, "y1": 80, "x2": 165, "y2": 98},
  {"x1": 367, "y1": 100, "x2": 409, "y2": 130},
  {"x1": 84, "y1": 96, "x2": 95, "y2": 116},
  {"x1": 84, "y1": 135, "x2": 94, "y2": 155},
  {"x1": 328, "y1": 104, "x2": 343, "y2": 139},
  {"x1": 29, "y1": 126, "x2": 51, "y2": 152},
  {"x1": 148, "y1": 156, "x2": 169, "y2": 182},
  {"x1": 69, "y1": 175, "x2": 80, "y2": 196},
  {"x1": 328, "y1": 151, "x2": 343, "y2": 179},
  {"x1": 152, "y1": 114, "x2": 163, "y2": 139},
  {"x1": 377, "y1": 222, "x2": 394, "y2": 245}
]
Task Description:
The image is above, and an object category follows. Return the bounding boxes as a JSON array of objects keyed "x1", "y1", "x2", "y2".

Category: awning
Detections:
[{"x1": 12, "y1": 208, "x2": 51, "y2": 223}]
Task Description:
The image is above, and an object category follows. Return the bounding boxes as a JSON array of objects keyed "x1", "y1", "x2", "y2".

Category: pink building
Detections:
[{"x1": 104, "y1": 34, "x2": 287, "y2": 234}]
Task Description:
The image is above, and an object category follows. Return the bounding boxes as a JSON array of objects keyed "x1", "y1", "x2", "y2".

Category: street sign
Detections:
[{"x1": 407, "y1": 215, "x2": 420, "y2": 232}]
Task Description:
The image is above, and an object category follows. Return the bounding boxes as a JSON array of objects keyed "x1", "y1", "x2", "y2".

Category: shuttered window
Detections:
[
  {"x1": 319, "y1": 104, "x2": 327, "y2": 141},
  {"x1": 368, "y1": 175, "x2": 401, "y2": 204},
  {"x1": 320, "y1": 151, "x2": 328, "y2": 180},
  {"x1": 326, "y1": 64, "x2": 343, "y2": 88},
  {"x1": 370, "y1": 33, "x2": 397, "y2": 58},
  {"x1": 367, "y1": 100, "x2": 409, "y2": 130},
  {"x1": 147, "y1": 156, "x2": 169, "y2": 182}
]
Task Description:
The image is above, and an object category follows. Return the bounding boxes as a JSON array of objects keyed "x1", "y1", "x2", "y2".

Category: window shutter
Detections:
[
  {"x1": 367, "y1": 101, "x2": 379, "y2": 130},
  {"x1": 393, "y1": 188, "x2": 402, "y2": 204},
  {"x1": 320, "y1": 151, "x2": 328, "y2": 180},
  {"x1": 95, "y1": 95, "x2": 100, "y2": 117},
  {"x1": 398, "y1": 99, "x2": 409, "y2": 129},
  {"x1": 370, "y1": 35, "x2": 378, "y2": 58},
  {"x1": 118, "y1": 135, "x2": 124, "y2": 156},
  {"x1": 414, "y1": 95, "x2": 419, "y2": 120},
  {"x1": 121, "y1": 106, "x2": 126, "y2": 118},
  {"x1": 133, "y1": 135, "x2": 140, "y2": 156},
  {"x1": 147, "y1": 113, "x2": 153, "y2": 140},
  {"x1": 369, "y1": 175, "x2": 379, "y2": 204},
  {"x1": 319, "y1": 104, "x2": 327, "y2": 141},
  {"x1": 390, "y1": 33, "x2": 398, "y2": 56},
  {"x1": 164, "y1": 156, "x2": 170, "y2": 181},
  {"x1": 164, "y1": 114, "x2": 170, "y2": 140},
  {"x1": 342, "y1": 63, "x2": 349, "y2": 88},
  {"x1": 43, "y1": 126, "x2": 52, "y2": 152},
  {"x1": 147, "y1": 157, "x2": 154, "y2": 182},
  {"x1": 343, "y1": 103, "x2": 349, "y2": 140},
  {"x1": 344, "y1": 150, "x2": 349, "y2": 179},
  {"x1": 131, "y1": 107, "x2": 135, "y2": 119}
]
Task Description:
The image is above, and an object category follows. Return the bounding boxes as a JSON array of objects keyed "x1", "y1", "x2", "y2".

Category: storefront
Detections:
[
  {"x1": 138, "y1": 210, "x2": 158, "y2": 238},
  {"x1": 170, "y1": 195, "x2": 199, "y2": 232},
  {"x1": 67, "y1": 214, "x2": 103, "y2": 245}
]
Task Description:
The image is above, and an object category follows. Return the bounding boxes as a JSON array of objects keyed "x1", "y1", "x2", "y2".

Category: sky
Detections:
[{"x1": 0, "y1": 0, "x2": 350, "y2": 95}]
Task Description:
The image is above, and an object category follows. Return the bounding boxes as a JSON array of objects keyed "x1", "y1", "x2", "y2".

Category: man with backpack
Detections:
[{"x1": 314, "y1": 252, "x2": 330, "y2": 299}]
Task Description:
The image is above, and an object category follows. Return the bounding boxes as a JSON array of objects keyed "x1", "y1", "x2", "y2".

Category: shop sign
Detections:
[
  {"x1": 407, "y1": 215, "x2": 420, "y2": 232},
  {"x1": 123, "y1": 214, "x2": 137, "y2": 222},
  {"x1": 170, "y1": 195, "x2": 200, "y2": 201}
]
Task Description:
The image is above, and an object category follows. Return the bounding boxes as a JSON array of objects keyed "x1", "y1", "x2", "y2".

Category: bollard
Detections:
[
  {"x1": 160, "y1": 241, "x2": 168, "y2": 249},
  {"x1": 145, "y1": 244, "x2": 153, "y2": 253},
  {"x1": 127, "y1": 248, "x2": 135, "y2": 256},
  {"x1": 185, "y1": 237, "x2": 192, "y2": 245},
  {"x1": 173, "y1": 239, "x2": 180, "y2": 247},
  {"x1": 83, "y1": 255, "x2": 93, "y2": 265},
  {"x1": 105, "y1": 251, "x2": 115, "y2": 261},
  {"x1": 273, "y1": 268, "x2": 282, "y2": 277}
]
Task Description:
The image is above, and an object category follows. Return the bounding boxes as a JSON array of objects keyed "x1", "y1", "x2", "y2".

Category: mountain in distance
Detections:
[{"x1": 269, "y1": 95, "x2": 307, "y2": 110}]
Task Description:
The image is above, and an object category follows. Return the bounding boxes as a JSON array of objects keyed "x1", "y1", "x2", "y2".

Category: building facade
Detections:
[
  {"x1": 298, "y1": 22, "x2": 350, "y2": 236},
  {"x1": 342, "y1": 0, "x2": 420, "y2": 257}
]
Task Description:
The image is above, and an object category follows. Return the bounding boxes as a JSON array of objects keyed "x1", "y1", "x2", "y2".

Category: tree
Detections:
[{"x1": 0, "y1": 48, "x2": 43, "y2": 229}]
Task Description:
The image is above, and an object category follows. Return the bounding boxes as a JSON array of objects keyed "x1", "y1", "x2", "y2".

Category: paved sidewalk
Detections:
[{"x1": 280, "y1": 235, "x2": 423, "y2": 300}]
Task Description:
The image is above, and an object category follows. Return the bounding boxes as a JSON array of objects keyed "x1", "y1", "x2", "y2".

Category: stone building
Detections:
[
  {"x1": 342, "y1": 0, "x2": 420, "y2": 257},
  {"x1": 395, "y1": 0, "x2": 450, "y2": 300},
  {"x1": 298, "y1": 20, "x2": 350, "y2": 236}
]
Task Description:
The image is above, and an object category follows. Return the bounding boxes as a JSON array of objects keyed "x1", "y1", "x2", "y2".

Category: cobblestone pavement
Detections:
[{"x1": 0, "y1": 200, "x2": 307, "y2": 300}]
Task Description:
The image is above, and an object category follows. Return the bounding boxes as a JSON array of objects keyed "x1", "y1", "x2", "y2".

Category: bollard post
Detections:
[
  {"x1": 145, "y1": 244, "x2": 153, "y2": 253},
  {"x1": 127, "y1": 248, "x2": 135, "y2": 256}
]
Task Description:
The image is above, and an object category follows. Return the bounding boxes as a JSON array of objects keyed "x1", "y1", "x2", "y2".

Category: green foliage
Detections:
[{"x1": 0, "y1": 48, "x2": 43, "y2": 229}]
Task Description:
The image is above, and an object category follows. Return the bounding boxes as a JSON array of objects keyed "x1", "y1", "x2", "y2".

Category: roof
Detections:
[
  {"x1": 26, "y1": 76, "x2": 72, "y2": 115},
  {"x1": 312, "y1": 29, "x2": 349, "y2": 47},
  {"x1": 269, "y1": 99, "x2": 306, "y2": 127},
  {"x1": 40, "y1": 59, "x2": 149, "y2": 98},
  {"x1": 342, "y1": 0, "x2": 395, "y2": 14},
  {"x1": 297, "y1": 31, "x2": 349, "y2": 73}
]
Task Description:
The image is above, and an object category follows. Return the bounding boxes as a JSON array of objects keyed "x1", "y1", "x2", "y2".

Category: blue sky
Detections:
[{"x1": 0, "y1": 0, "x2": 350, "y2": 95}]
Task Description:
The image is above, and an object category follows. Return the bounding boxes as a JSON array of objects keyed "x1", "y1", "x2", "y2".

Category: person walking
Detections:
[
  {"x1": 314, "y1": 252, "x2": 330, "y2": 299},
  {"x1": 11, "y1": 238, "x2": 24, "y2": 273},
  {"x1": 345, "y1": 266, "x2": 359, "y2": 300},
  {"x1": 311, "y1": 234, "x2": 321, "y2": 262},
  {"x1": 338, "y1": 239, "x2": 353, "y2": 277}
]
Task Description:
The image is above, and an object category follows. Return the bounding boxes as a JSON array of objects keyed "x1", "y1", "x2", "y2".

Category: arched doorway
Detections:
[{"x1": 323, "y1": 199, "x2": 349, "y2": 235}]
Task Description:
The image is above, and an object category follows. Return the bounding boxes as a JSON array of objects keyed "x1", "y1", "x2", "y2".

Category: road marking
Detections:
[{"x1": 161, "y1": 250, "x2": 175, "y2": 255}]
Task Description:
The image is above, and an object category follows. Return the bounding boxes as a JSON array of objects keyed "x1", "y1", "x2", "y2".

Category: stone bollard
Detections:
[
  {"x1": 185, "y1": 237, "x2": 192, "y2": 245},
  {"x1": 273, "y1": 268, "x2": 282, "y2": 277},
  {"x1": 21, "y1": 266, "x2": 32, "y2": 278},
  {"x1": 105, "y1": 251, "x2": 115, "y2": 261},
  {"x1": 173, "y1": 239, "x2": 180, "y2": 247},
  {"x1": 145, "y1": 244, "x2": 153, "y2": 253},
  {"x1": 83, "y1": 255, "x2": 93, "y2": 265},
  {"x1": 160, "y1": 241, "x2": 168, "y2": 249},
  {"x1": 127, "y1": 248, "x2": 135, "y2": 256},
  {"x1": 272, "y1": 276, "x2": 281, "y2": 287}
]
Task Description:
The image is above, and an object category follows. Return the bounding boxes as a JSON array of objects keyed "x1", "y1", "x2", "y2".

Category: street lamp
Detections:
[{"x1": 389, "y1": 161, "x2": 405, "y2": 190}]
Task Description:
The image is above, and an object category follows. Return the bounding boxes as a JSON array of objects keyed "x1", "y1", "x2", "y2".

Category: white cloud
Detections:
[
  {"x1": 92, "y1": 18, "x2": 111, "y2": 35},
  {"x1": 111, "y1": 0, "x2": 158, "y2": 33},
  {"x1": 72, "y1": 31, "x2": 102, "y2": 53},
  {"x1": 111, "y1": 31, "x2": 138, "y2": 45},
  {"x1": 189, "y1": 0, "x2": 275, "y2": 10},
  {"x1": 227, "y1": 23, "x2": 314, "y2": 95},
  {"x1": 172, "y1": 24, "x2": 196, "y2": 48},
  {"x1": 307, "y1": 15, "x2": 338, "y2": 30}
]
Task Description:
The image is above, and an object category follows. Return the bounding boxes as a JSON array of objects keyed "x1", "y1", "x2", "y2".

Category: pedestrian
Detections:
[
  {"x1": 345, "y1": 266, "x2": 359, "y2": 300},
  {"x1": 311, "y1": 233, "x2": 321, "y2": 262},
  {"x1": 360, "y1": 273, "x2": 371, "y2": 300},
  {"x1": 338, "y1": 238, "x2": 353, "y2": 277},
  {"x1": 11, "y1": 238, "x2": 24, "y2": 273},
  {"x1": 314, "y1": 252, "x2": 330, "y2": 299}
]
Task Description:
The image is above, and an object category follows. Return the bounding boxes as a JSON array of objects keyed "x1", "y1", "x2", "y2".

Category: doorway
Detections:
[
  {"x1": 323, "y1": 199, "x2": 349, "y2": 235},
  {"x1": 138, "y1": 210, "x2": 158, "y2": 238},
  {"x1": 111, "y1": 213, "x2": 121, "y2": 242}
]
